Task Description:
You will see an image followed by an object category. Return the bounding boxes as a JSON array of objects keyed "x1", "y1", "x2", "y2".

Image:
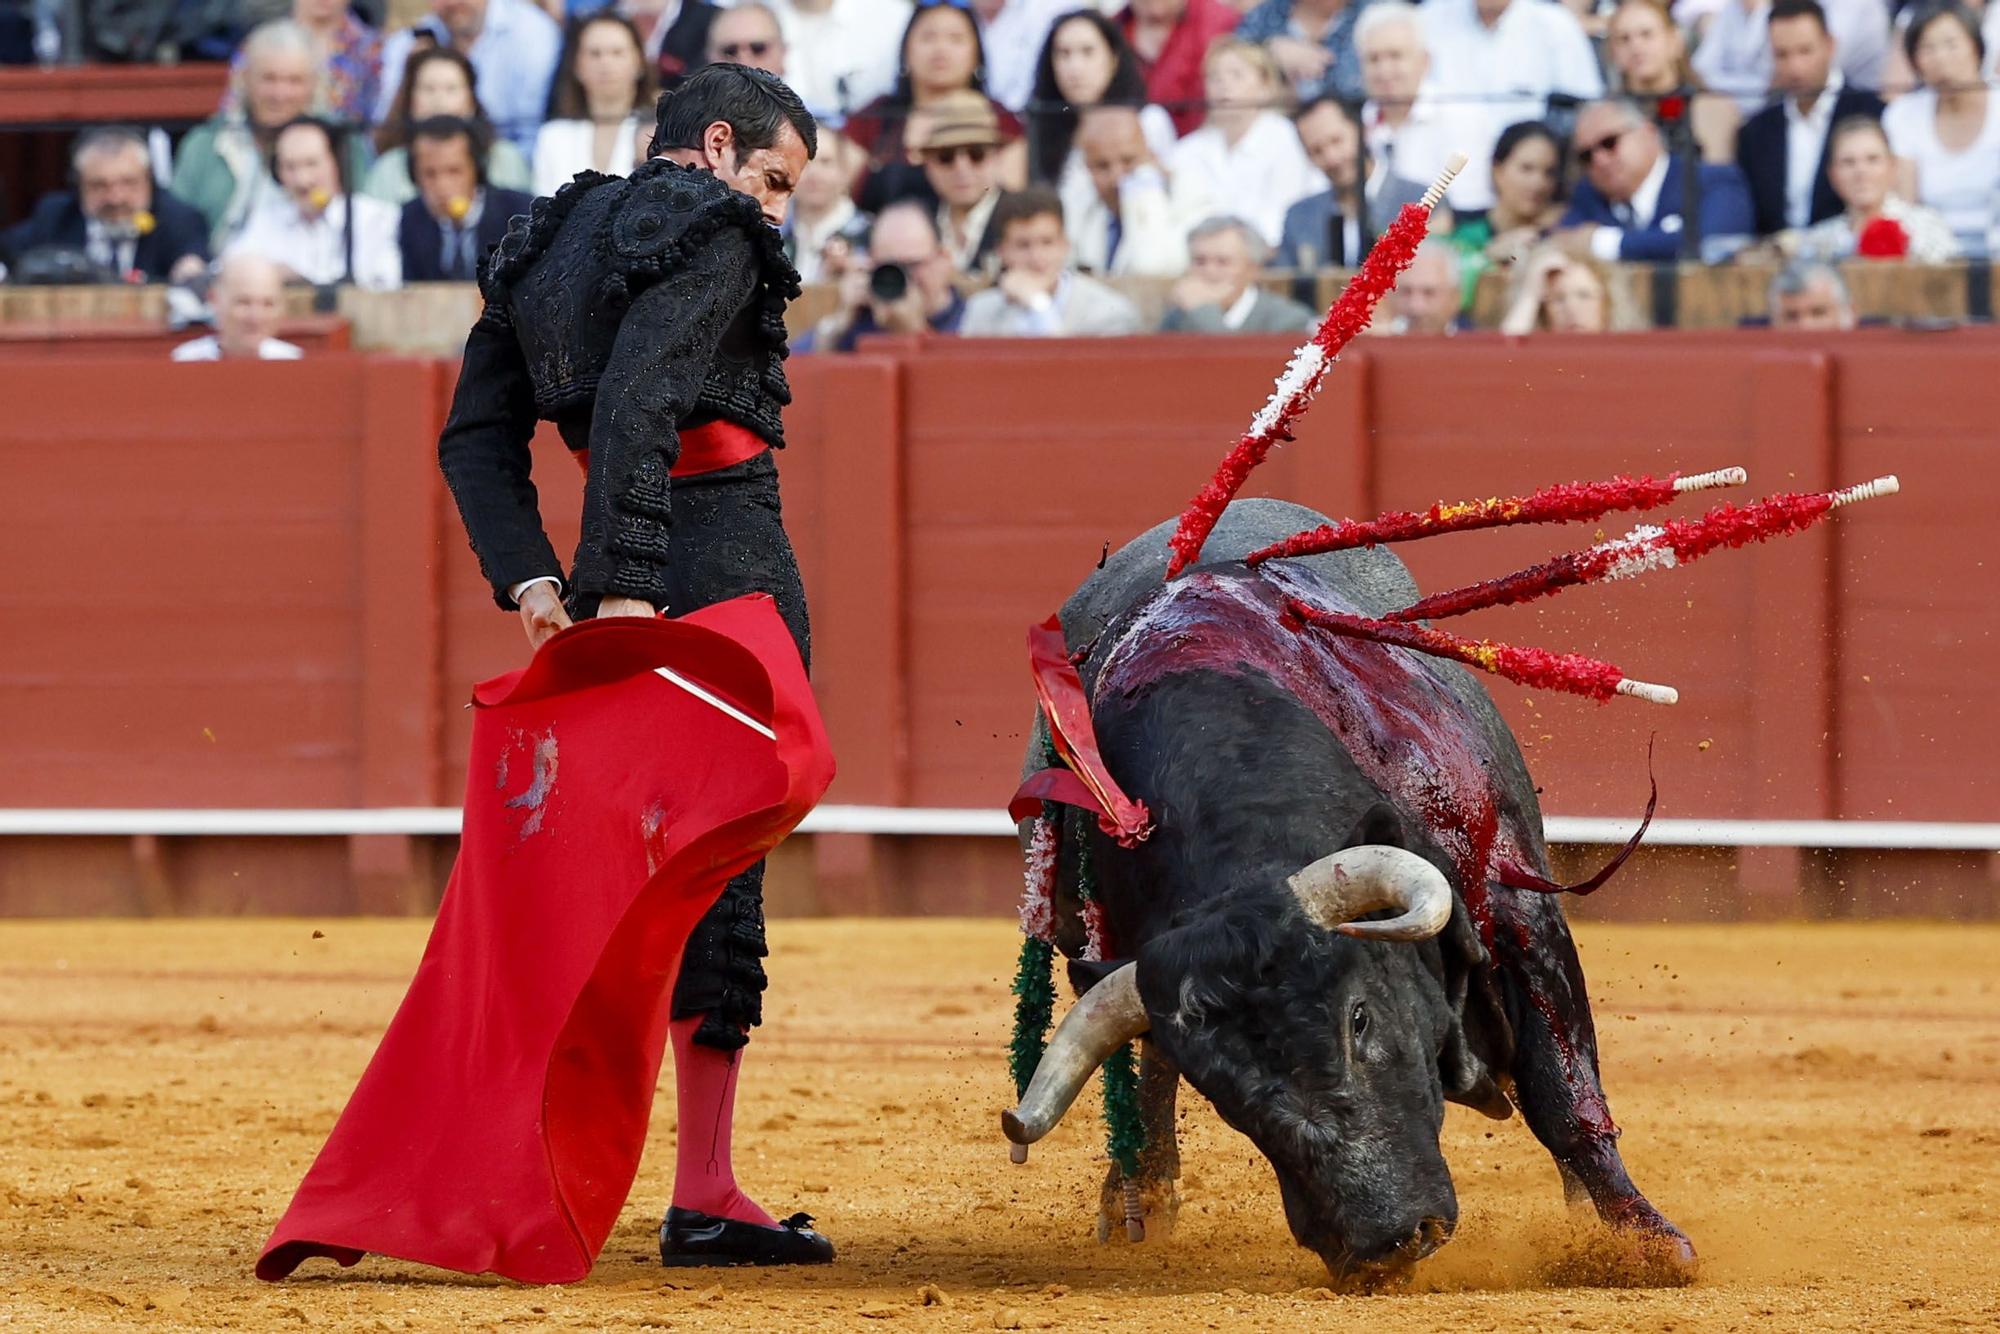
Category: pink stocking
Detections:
[{"x1": 669, "y1": 1015, "x2": 777, "y2": 1227}]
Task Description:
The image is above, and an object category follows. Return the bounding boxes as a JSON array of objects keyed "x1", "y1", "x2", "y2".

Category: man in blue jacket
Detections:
[
  {"x1": 1, "y1": 127, "x2": 208, "y2": 283},
  {"x1": 1554, "y1": 98, "x2": 1754, "y2": 263}
]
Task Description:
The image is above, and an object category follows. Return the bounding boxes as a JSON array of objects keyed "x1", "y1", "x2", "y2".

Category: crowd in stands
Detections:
[{"x1": 3, "y1": 0, "x2": 1999, "y2": 354}]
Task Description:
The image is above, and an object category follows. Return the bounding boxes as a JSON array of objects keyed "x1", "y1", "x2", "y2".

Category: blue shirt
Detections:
[
  {"x1": 375, "y1": 0, "x2": 564, "y2": 155},
  {"x1": 1236, "y1": 0, "x2": 1374, "y2": 103}
]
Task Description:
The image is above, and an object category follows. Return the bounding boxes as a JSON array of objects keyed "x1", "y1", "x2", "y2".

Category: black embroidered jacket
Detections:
[{"x1": 437, "y1": 158, "x2": 801, "y2": 609}]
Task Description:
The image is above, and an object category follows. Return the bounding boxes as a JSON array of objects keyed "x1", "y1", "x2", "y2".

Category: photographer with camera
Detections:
[{"x1": 801, "y1": 201, "x2": 966, "y2": 352}]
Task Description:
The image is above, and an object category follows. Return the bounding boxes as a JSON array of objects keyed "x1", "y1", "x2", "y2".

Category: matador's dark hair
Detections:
[{"x1": 648, "y1": 62, "x2": 818, "y2": 161}]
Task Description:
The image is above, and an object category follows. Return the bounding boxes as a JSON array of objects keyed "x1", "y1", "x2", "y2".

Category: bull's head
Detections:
[{"x1": 1003, "y1": 845, "x2": 1461, "y2": 1285}]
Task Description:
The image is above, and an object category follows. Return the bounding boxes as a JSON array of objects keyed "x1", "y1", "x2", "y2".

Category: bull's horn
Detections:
[
  {"x1": 1002, "y1": 964, "x2": 1147, "y2": 1147},
  {"x1": 1288, "y1": 845, "x2": 1453, "y2": 942}
]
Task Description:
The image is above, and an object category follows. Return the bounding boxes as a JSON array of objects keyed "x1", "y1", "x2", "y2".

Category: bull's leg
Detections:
[
  {"x1": 1484, "y1": 895, "x2": 1696, "y2": 1278},
  {"x1": 1097, "y1": 1040, "x2": 1183, "y2": 1243}
]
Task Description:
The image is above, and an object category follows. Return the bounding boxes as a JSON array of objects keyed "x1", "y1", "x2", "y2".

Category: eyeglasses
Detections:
[
  {"x1": 717, "y1": 40, "x2": 775, "y2": 58},
  {"x1": 925, "y1": 144, "x2": 990, "y2": 166},
  {"x1": 1576, "y1": 127, "x2": 1629, "y2": 166}
]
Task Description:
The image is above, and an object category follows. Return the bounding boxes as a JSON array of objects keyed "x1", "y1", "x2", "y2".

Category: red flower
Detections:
[
  {"x1": 1856, "y1": 216, "x2": 1910, "y2": 259},
  {"x1": 1656, "y1": 94, "x2": 1687, "y2": 123}
]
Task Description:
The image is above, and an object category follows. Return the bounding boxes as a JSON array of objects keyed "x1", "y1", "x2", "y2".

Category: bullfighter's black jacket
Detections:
[{"x1": 437, "y1": 157, "x2": 801, "y2": 612}]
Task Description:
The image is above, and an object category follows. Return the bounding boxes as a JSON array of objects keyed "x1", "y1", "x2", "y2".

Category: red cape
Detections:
[{"x1": 257, "y1": 595, "x2": 834, "y2": 1284}]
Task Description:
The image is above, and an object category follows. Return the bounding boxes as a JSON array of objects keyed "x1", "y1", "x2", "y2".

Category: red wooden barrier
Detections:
[{"x1": 0, "y1": 333, "x2": 1993, "y2": 916}]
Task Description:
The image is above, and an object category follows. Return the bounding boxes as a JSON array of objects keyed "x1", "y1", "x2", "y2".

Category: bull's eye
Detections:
[{"x1": 1350, "y1": 1000, "x2": 1369, "y2": 1039}]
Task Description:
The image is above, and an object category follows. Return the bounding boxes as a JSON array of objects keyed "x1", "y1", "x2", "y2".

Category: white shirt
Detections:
[
  {"x1": 1783, "y1": 69, "x2": 1843, "y2": 230},
  {"x1": 1220, "y1": 284, "x2": 1259, "y2": 331},
  {"x1": 1589, "y1": 150, "x2": 1671, "y2": 260},
  {"x1": 1066, "y1": 161, "x2": 1190, "y2": 277},
  {"x1": 1168, "y1": 111, "x2": 1323, "y2": 247},
  {"x1": 226, "y1": 193, "x2": 403, "y2": 291},
  {"x1": 787, "y1": 196, "x2": 857, "y2": 283},
  {"x1": 1883, "y1": 88, "x2": 2000, "y2": 257},
  {"x1": 171, "y1": 335, "x2": 304, "y2": 361},
  {"x1": 1055, "y1": 103, "x2": 1179, "y2": 231},
  {"x1": 1692, "y1": 0, "x2": 1890, "y2": 113},
  {"x1": 532, "y1": 116, "x2": 643, "y2": 198},
  {"x1": 940, "y1": 188, "x2": 1002, "y2": 275},
  {"x1": 1362, "y1": 93, "x2": 1499, "y2": 211},
  {"x1": 980, "y1": 0, "x2": 1072, "y2": 112},
  {"x1": 771, "y1": 0, "x2": 914, "y2": 122},
  {"x1": 1419, "y1": 0, "x2": 1603, "y2": 159}
]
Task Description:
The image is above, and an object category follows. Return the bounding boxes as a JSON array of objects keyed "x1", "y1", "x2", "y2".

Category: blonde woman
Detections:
[
  {"x1": 1498, "y1": 245, "x2": 1644, "y2": 333},
  {"x1": 1605, "y1": 0, "x2": 1739, "y2": 164},
  {"x1": 1167, "y1": 37, "x2": 1321, "y2": 245}
]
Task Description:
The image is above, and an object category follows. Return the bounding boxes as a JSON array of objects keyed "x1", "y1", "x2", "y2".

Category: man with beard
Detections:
[{"x1": 435, "y1": 61, "x2": 832, "y2": 1268}]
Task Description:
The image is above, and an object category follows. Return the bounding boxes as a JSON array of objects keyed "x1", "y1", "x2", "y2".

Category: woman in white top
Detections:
[
  {"x1": 1025, "y1": 10, "x2": 1178, "y2": 226},
  {"x1": 1882, "y1": 2, "x2": 2000, "y2": 256},
  {"x1": 1786, "y1": 115, "x2": 1961, "y2": 262},
  {"x1": 363, "y1": 46, "x2": 533, "y2": 205},
  {"x1": 1168, "y1": 37, "x2": 1321, "y2": 247},
  {"x1": 532, "y1": 13, "x2": 656, "y2": 198}
]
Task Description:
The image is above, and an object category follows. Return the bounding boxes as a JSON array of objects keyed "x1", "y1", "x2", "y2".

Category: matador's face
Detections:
[{"x1": 709, "y1": 123, "x2": 811, "y2": 227}]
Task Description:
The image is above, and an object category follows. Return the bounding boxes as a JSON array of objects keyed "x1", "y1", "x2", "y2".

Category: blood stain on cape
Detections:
[{"x1": 499, "y1": 729, "x2": 560, "y2": 837}]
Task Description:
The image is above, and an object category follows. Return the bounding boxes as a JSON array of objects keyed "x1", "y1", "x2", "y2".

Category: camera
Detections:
[{"x1": 869, "y1": 261, "x2": 909, "y2": 303}]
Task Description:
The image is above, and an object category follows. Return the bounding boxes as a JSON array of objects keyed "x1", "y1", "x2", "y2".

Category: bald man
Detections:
[
  {"x1": 705, "y1": 3, "x2": 787, "y2": 75},
  {"x1": 1066, "y1": 106, "x2": 1187, "y2": 278},
  {"x1": 171, "y1": 254, "x2": 304, "y2": 361}
]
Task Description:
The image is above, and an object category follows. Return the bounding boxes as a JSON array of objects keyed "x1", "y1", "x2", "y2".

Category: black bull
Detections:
[{"x1": 1010, "y1": 500, "x2": 1694, "y2": 1285}]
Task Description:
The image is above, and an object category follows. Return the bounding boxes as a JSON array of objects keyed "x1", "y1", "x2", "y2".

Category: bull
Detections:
[{"x1": 1005, "y1": 498, "x2": 1694, "y2": 1287}]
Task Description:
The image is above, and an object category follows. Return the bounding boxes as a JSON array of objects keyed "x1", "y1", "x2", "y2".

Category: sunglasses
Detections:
[
  {"x1": 925, "y1": 144, "x2": 990, "y2": 166},
  {"x1": 717, "y1": 40, "x2": 774, "y2": 58},
  {"x1": 1576, "y1": 127, "x2": 1629, "y2": 165}
]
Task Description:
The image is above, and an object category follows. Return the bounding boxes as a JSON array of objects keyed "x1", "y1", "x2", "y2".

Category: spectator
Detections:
[
  {"x1": 375, "y1": 0, "x2": 564, "y2": 154},
  {"x1": 1118, "y1": 0, "x2": 1241, "y2": 135},
  {"x1": 1067, "y1": 104, "x2": 1189, "y2": 274},
  {"x1": 1497, "y1": 246, "x2": 1643, "y2": 332},
  {"x1": 226, "y1": 117, "x2": 403, "y2": 290},
  {"x1": 1276, "y1": 94, "x2": 1427, "y2": 269},
  {"x1": 1448, "y1": 120, "x2": 1563, "y2": 269},
  {"x1": 1168, "y1": 36, "x2": 1321, "y2": 245},
  {"x1": 1737, "y1": 0, "x2": 1886, "y2": 236},
  {"x1": 0, "y1": 127, "x2": 209, "y2": 284},
  {"x1": 1419, "y1": 0, "x2": 1603, "y2": 166},
  {"x1": 219, "y1": 0, "x2": 382, "y2": 127},
  {"x1": 1695, "y1": 0, "x2": 1892, "y2": 115},
  {"x1": 1883, "y1": 2, "x2": 2000, "y2": 257},
  {"x1": 786, "y1": 130, "x2": 867, "y2": 282},
  {"x1": 1554, "y1": 96, "x2": 1756, "y2": 260},
  {"x1": 758, "y1": 0, "x2": 911, "y2": 122},
  {"x1": 1877, "y1": 0, "x2": 2000, "y2": 97},
  {"x1": 1605, "y1": 0, "x2": 1740, "y2": 164},
  {"x1": 172, "y1": 254, "x2": 304, "y2": 361},
  {"x1": 1354, "y1": 3, "x2": 1495, "y2": 211},
  {"x1": 533, "y1": 13, "x2": 656, "y2": 195},
  {"x1": 961, "y1": 186, "x2": 1142, "y2": 333},
  {"x1": 1236, "y1": 0, "x2": 1371, "y2": 104},
  {"x1": 172, "y1": 21, "x2": 324, "y2": 248},
  {"x1": 628, "y1": 0, "x2": 722, "y2": 89},
  {"x1": 847, "y1": 0, "x2": 1027, "y2": 199},
  {"x1": 1161, "y1": 216, "x2": 1318, "y2": 331},
  {"x1": 1781, "y1": 115, "x2": 1960, "y2": 259},
  {"x1": 906, "y1": 90, "x2": 1010, "y2": 274},
  {"x1": 1376, "y1": 236, "x2": 1461, "y2": 332},
  {"x1": 1026, "y1": 10, "x2": 1178, "y2": 220},
  {"x1": 805, "y1": 201, "x2": 967, "y2": 349},
  {"x1": 364, "y1": 47, "x2": 534, "y2": 205},
  {"x1": 978, "y1": 0, "x2": 1074, "y2": 111},
  {"x1": 705, "y1": 2, "x2": 787, "y2": 73},
  {"x1": 1768, "y1": 256, "x2": 1856, "y2": 326},
  {"x1": 397, "y1": 116, "x2": 536, "y2": 281}
]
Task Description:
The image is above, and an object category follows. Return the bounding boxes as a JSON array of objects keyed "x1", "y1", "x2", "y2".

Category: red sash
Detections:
[{"x1": 569, "y1": 421, "x2": 769, "y2": 480}]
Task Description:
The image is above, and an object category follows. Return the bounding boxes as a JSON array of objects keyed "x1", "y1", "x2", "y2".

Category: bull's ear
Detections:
[
  {"x1": 1066, "y1": 956, "x2": 1131, "y2": 995},
  {"x1": 1344, "y1": 802, "x2": 1408, "y2": 851}
]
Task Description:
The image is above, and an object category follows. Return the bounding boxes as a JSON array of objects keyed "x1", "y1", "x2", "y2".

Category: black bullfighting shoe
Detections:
[{"x1": 659, "y1": 1208, "x2": 836, "y2": 1267}]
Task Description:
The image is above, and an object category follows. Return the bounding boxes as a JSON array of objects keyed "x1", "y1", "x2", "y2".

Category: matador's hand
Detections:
[
  {"x1": 596, "y1": 595, "x2": 661, "y2": 620},
  {"x1": 518, "y1": 582, "x2": 573, "y2": 650}
]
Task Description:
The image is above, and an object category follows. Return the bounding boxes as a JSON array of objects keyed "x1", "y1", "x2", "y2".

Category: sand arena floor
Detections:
[{"x1": 1, "y1": 918, "x2": 1996, "y2": 1332}]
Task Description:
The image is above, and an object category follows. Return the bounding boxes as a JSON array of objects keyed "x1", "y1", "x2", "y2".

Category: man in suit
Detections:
[
  {"x1": 961, "y1": 187, "x2": 1141, "y2": 337},
  {"x1": 1160, "y1": 216, "x2": 1317, "y2": 333},
  {"x1": 1067, "y1": 106, "x2": 1187, "y2": 279},
  {"x1": 397, "y1": 116, "x2": 535, "y2": 283},
  {"x1": 1, "y1": 127, "x2": 208, "y2": 284},
  {"x1": 1277, "y1": 94, "x2": 1428, "y2": 271},
  {"x1": 1736, "y1": 0, "x2": 1884, "y2": 236},
  {"x1": 1554, "y1": 97, "x2": 1755, "y2": 262}
]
